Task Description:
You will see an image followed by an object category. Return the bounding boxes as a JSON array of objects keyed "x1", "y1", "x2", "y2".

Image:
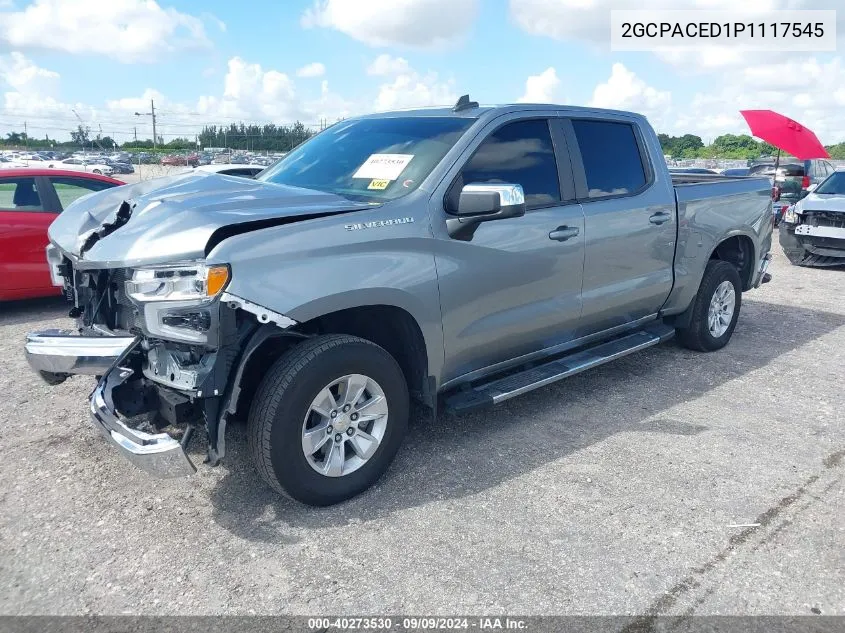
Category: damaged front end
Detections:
[
  {"x1": 781, "y1": 208, "x2": 845, "y2": 266},
  {"x1": 25, "y1": 246, "x2": 299, "y2": 477}
]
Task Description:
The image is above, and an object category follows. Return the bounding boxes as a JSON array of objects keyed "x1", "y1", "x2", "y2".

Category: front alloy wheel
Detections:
[
  {"x1": 249, "y1": 334, "x2": 408, "y2": 506},
  {"x1": 302, "y1": 374, "x2": 389, "y2": 477}
]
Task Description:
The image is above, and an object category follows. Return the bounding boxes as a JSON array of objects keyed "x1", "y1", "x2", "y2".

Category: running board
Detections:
[{"x1": 444, "y1": 322, "x2": 675, "y2": 414}]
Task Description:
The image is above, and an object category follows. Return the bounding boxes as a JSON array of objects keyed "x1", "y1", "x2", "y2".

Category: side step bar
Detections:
[{"x1": 445, "y1": 322, "x2": 676, "y2": 414}]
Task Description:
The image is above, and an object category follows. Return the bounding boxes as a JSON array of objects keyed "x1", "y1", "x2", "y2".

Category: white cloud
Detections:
[
  {"x1": 109, "y1": 58, "x2": 356, "y2": 135},
  {"x1": 370, "y1": 58, "x2": 456, "y2": 111},
  {"x1": 296, "y1": 62, "x2": 326, "y2": 78},
  {"x1": 0, "y1": 0, "x2": 217, "y2": 63},
  {"x1": 105, "y1": 88, "x2": 167, "y2": 115},
  {"x1": 517, "y1": 67, "x2": 560, "y2": 103},
  {"x1": 0, "y1": 51, "x2": 59, "y2": 97},
  {"x1": 366, "y1": 54, "x2": 411, "y2": 77},
  {"x1": 589, "y1": 63, "x2": 670, "y2": 112},
  {"x1": 0, "y1": 53, "x2": 356, "y2": 144},
  {"x1": 671, "y1": 56, "x2": 845, "y2": 142},
  {"x1": 302, "y1": 0, "x2": 479, "y2": 48},
  {"x1": 0, "y1": 53, "x2": 101, "y2": 142},
  {"x1": 588, "y1": 63, "x2": 671, "y2": 129}
]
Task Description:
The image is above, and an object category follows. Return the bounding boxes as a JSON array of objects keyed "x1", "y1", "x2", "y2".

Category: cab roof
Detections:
[{"x1": 355, "y1": 103, "x2": 648, "y2": 124}]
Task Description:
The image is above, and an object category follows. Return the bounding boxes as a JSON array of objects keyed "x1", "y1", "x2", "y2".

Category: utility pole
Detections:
[
  {"x1": 134, "y1": 98, "x2": 158, "y2": 149},
  {"x1": 134, "y1": 127, "x2": 137, "y2": 142},
  {"x1": 151, "y1": 99, "x2": 157, "y2": 150},
  {"x1": 24, "y1": 121, "x2": 28, "y2": 149}
]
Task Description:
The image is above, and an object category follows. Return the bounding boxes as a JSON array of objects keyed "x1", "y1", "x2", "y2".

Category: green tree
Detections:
[
  {"x1": 675, "y1": 134, "x2": 704, "y2": 157},
  {"x1": 70, "y1": 125, "x2": 90, "y2": 147},
  {"x1": 826, "y1": 143, "x2": 845, "y2": 159},
  {"x1": 197, "y1": 121, "x2": 313, "y2": 152}
]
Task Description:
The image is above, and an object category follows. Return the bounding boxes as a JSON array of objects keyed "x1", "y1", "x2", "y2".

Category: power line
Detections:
[{"x1": 0, "y1": 110, "x2": 327, "y2": 127}]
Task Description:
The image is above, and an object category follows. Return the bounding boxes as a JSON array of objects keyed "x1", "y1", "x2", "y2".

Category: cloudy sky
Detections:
[{"x1": 1, "y1": 0, "x2": 844, "y2": 144}]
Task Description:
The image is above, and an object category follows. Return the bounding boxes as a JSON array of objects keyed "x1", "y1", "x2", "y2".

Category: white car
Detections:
[
  {"x1": 193, "y1": 164, "x2": 266, "y2": 178},
  {"x1": 50, "y1": 158, "x2": 114, "y2": 175},
  {"x1": 0, "y1": 158, "x2": 27, "y2": 169}
]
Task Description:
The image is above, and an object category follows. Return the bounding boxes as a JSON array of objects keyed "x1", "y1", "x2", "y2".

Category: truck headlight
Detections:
[
  {"x1": 126, "y1": 263, "x2": 229, "y2": 302},
  {"x1": 783, "y1": 206, "x2": 800, "y2": 224},
  {"x1": 126, "y1": 263, "x2": 229, "y2": 345}
]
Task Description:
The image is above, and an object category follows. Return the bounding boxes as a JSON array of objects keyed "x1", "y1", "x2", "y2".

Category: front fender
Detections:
[{"x1": 207, "y1": 204, "x2": 445, "y2": 384}]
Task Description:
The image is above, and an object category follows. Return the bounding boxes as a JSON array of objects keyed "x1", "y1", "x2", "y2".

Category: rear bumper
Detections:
[{"x1": 25, "y1": 330, "x2": 196, "y2": 478}]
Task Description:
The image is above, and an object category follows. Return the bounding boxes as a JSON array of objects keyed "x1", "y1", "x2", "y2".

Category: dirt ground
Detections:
[{"x1": 0, "y1": 243, "x2": 842, "y2": 616}]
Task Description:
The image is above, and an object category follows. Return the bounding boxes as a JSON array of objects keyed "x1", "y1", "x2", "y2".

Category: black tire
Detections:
[
  {"x1": 93, "y1": 169, "x2": 102, "y2": 175},
  {"x1": 676, "y1": 260, "x2": 742, "y2": 352},
  {"x1": 248, "y1": 334, "x2": 409, "y2": 506}
]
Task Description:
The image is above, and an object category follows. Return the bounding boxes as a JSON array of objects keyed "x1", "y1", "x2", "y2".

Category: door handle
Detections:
[
  {"x1": 649, "y1": 212, "x2": 671, "y2": 225},
  {"x1": 549, "y1": 226, "x2": 580, "y2": 242}
]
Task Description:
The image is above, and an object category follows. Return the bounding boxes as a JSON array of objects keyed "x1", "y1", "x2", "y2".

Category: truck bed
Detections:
[
  {"x1": 672, "y1": 174, "x2": 772, "y2": 206},
  {"x1": 670, "y1": 173, "x2": 757, "y2": 185}
]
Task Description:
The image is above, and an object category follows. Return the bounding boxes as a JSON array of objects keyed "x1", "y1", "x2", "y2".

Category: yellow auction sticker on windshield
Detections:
[{"x1": 368, "y1": 179, "x2": 391, "y2": 190}]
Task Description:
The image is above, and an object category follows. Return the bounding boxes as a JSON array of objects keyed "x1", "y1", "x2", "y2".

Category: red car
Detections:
[
  {"x1": 161, "y1": 154, "x2": 198, "y2": 167},
  {"x1": 0, "y1": 169, "x2": 124, "y2": 301}
]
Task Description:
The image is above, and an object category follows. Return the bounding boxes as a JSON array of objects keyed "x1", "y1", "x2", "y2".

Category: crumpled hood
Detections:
[
  {"x1": 49, "y1": 170, "x2": 372, "y2": 269},
  {"x1": 798, "y1": 192, "x2": 845, "y2": 213}
]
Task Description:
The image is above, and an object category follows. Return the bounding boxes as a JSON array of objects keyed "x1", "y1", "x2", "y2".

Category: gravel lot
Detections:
[{"x1": 0, "y1": 243, "x2": 842, "y2": 617}]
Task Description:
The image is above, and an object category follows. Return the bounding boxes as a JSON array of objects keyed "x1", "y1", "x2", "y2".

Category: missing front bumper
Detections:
[
  {"x1": 90, "y1": 352, "x2": 196, "y2": 478},
  {"x1": 25, "y1": 329, "x2": 196, "y2": 478},
  {"x1": 25, "y1": 329, "x2": 136, "y2": 382}
]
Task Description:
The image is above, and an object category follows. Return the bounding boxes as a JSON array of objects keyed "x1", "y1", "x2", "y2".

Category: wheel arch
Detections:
[
  {"x1": 230, "y1": 303, "x2": 434, "y2": 422},
  {"x1": 299, "y1": 304, "x2": 432, "y2": 406},
  {"x1": 667, "y1": 233, "x2": 755, "y2": 330},
  {"x1": 708, "y1": 233, "x2": 756, "y2": 291}
]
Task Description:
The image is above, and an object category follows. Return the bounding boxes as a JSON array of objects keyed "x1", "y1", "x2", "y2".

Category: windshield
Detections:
[
  {"x1": 257, "y1": 116, "x2": 474, "y2": 202},
  {"x1": 814, "y1": 171, "x2": 845, "y2": 195}
]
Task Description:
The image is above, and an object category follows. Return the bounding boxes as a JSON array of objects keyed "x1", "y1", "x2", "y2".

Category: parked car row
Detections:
[{"x1": 1, "y1": 151, "x2": 135, "y2": 176}]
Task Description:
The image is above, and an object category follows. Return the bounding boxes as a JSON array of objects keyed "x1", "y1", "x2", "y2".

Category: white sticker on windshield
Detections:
[{"x1": 352, "y1": 154, "x2": 414, "y2": 180}]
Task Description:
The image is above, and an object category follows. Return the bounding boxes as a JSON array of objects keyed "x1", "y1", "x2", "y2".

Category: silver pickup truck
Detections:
[{"x1": 25, "y1": 99, "x2": 773, "y2": 506}]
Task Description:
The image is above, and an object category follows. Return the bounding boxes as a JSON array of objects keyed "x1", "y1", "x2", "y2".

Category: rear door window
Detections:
[
  {"x1": 47, "y1": 176, "x2": 117, "y2": 211},
  {"x1": 571, "y1": 120, "x2": 647, "y2": 198},
  {"x1": 0, "y1": 177, "x2": 45, "y2": 211}
]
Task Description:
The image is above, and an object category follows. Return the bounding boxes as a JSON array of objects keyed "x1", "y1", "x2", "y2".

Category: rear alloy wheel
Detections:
[
  {"x1": 249, "y1": 334, "x2": 408, "y2": 506},
  {"x1": 92, "y1": 169, "x2": 102, "y2": 174},
  {"x1": 676, "y1": 260, "x2": 742, "y2": 352}
]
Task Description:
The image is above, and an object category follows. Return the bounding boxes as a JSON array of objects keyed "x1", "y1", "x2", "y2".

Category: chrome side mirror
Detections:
[{"x1": 447, "y1": 183, "x2": 526, "y2": 240}]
